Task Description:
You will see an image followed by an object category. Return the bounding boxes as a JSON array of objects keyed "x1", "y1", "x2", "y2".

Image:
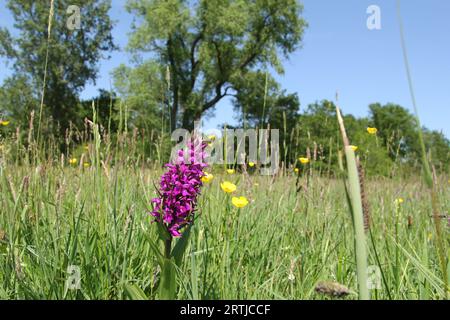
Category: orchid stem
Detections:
[{"x1": 165, "y1": 237, "x2": 172, "y2": 259}]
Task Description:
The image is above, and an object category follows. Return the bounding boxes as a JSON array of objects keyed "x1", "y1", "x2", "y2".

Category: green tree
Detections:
[
  {"x1": 368, "y1": 103, "x2": 419, "y2": 160},
  {"x1": 232, "y1": 71, "x2": 300, "y2": 130},
  {"x1": 122, "y1": 0, "x2": 307, "y2": 131},
  {"x1": 344, "y1": 114, "x2": 393, "y2": 176},
  {"x1": 365, "y1": 103, "x2": 449, "y2": 174},
  {"x1": 232, "y1": 72, "x2": 300, "y2": 164},
  {"x1": 423, "y1": 129, "x2": 450, "y2": 172},
  {"x1": 0, "y1": 75, "x2": 37, "y2": 131},
  {"x1": 0, "y1": 0, "x2": 116, "y2": 139},
  {"x1": 294, "y1": 100, "x2": 394, "y2": 176},
  {"x1": 297, "y1": 100, "x2": 338, "y2": 156},
  {"x1": 79, "y1": 89, "x2": 119, "y2": 134},
  {"x1": 113, "y1": 61, "x2": 166, "y2": 132}
]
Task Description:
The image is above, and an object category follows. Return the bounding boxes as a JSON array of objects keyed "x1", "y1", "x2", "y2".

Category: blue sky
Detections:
[{"x1": 1, "y1": 0, "x2": 449, "y2": 137}]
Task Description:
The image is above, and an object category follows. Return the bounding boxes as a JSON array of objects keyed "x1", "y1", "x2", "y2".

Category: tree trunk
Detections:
[{"x1": 181, "y1": 109, "x2": 194, "y2": 131}]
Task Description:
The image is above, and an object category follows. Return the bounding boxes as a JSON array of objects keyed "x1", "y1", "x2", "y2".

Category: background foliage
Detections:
[{"x1": 0, "y1": 0, "x2": 448, "y2": 174}]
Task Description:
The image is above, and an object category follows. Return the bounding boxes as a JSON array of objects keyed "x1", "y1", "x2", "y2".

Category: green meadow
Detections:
[{"x1": 0, "y1": 156, "x2": 448, "y2": 299}]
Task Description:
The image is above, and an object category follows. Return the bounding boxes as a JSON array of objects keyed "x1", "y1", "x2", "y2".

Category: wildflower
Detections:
[
  {"x1": 367, "y1": 127, "x2": 378, "y2": 135},
  {"x1": 232, "y1": 196, "x2": 249, "y2": 208},
  {"x1": 248, "y1": 162, "x2": 255, "y2": 167},
  {"x1": 220, "y1": 181, "x2": 237, "y2": 193},
  {"x1": 150, "y1": 137, "x2": 208, "y2": 237},
  {"x1": 227, "y1": 169, "x2": 235, "y2": 174},
  {"x1": 294, "y1": 168, "x2": 299, "y2": 173},
  {"x1": 83, "y1": 162, "x2": 90, "y2": 168},
  {"x1": 69, "y1": 158, "x2": 78, "y2": 165},
  {"x1": 288, "y1": 273, "x2": 296, "y2": 282},
  {"x1": 201, "y1": 172, "x2": 214, "y2": 183},
  {"x1": 299, "y1": 157, "x2": 310, "y2": 164},
  {"x1": 254, "y1": 183, "x2": 259, "y2": 187},
  {"x1": 395, "y1": 198, "x2": 404, "y2": 209},
  {"x1": 207, "y1": 135, "x2": 216, "y2": 146},
  {"x1": 427, "y1": 233, "x2": 433, "y2": 241},
  {"x1": 0, "y1": 120, "x2": 10, "y2": 126},
  {"x1": 350, "y1": 145, "x2": 358, "y2": 152}
]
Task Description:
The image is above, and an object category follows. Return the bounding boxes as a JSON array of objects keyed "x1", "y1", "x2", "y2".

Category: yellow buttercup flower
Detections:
[
  {"x1": 232, "y1": 196, "x2": 249, "y2": 208},
  {"x1": 201, "y1": 172, "x2": 214, "y2": 183},
  {"x1": 0, "y1": 120, "x2": 10, "y2": 126},
  {"x1": 254, "y1": 183, "x2": 259, "y2": 187},
  {"x1": 248, "y1": 162, "x2": 255, "y2": 167},
  {"x1": 367, "y1": 127, "x2": 378, "y2": 135},
  {"x1": 226, "y1": 169, "x2": 235, "y2": 174},
  {"x1": 299, "y1": 157, "x2": 310, "y2": 164},
  {"x1": 294, "y1": 168, "x2": 299, "y2": 173},
  {"x1": 395, "y1": 198, "x2": 404, "y2": 205},
  {"x1": 83, "y1": 162, "x2": 90, "y2": 168},
  {"x1": 350, "y1": 145, "x2": 358, "y2": 152},
  {"x1": 69, "y1": 158, "x2": 78, "y2": 165},
  {"x1": 221, "y1": 181, "x2": 237, "y2": 193},
  {"x1": 208, "y1": 135, "x2": 216, "y2": 141},
  {"x1": 427, "y1": 233, "x2": 433, "y2": 241}
]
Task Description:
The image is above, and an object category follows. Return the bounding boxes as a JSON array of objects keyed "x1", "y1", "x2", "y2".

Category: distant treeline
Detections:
[{"x1": 0, "y1": 0, "x2": 448, "y2": 175}]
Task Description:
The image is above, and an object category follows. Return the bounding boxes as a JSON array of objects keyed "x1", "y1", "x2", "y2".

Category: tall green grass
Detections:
[
  {"x1": 397, "y1": 0, "x2": 448, "y2": 297},
  {"x1": 0, "y1": 158, "x2": 448, "y2": 299}
]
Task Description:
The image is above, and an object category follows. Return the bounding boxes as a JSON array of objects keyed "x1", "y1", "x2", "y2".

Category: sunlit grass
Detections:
[{"x1": 0, "y1": 162, "x2": 447, "y2": 299}]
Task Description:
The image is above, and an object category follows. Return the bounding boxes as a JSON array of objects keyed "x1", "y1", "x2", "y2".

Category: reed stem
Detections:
[{"x1": 336, "y1": 104, "x2": 370, "y2": 300}]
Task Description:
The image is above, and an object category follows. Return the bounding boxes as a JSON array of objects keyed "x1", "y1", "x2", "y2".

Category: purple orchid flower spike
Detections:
[{"x1": 150, "y1": 135, "x2": 209, "y2": 237}]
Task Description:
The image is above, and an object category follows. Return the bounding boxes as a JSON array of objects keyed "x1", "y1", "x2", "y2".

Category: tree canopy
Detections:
[
  {"x1": 0, "y1": 1, "x2": 447, "y2": 174},
  {"x1": 121, "y1": 0, "x2": 307, "y2": 131},
  {"x1": 0, "y1": 0, "x2": 116, "y2": 136}
]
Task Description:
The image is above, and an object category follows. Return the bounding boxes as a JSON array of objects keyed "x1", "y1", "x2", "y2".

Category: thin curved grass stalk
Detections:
[
  {"x1": 37, "y1": 0, "x2": 54, "y2": 157},
  {"x1": 397, "y1": 0, "x2": 448, "y2": 298},
  {"x1": 336, "y1": 102, "x2": 369, "y2": 300}
]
